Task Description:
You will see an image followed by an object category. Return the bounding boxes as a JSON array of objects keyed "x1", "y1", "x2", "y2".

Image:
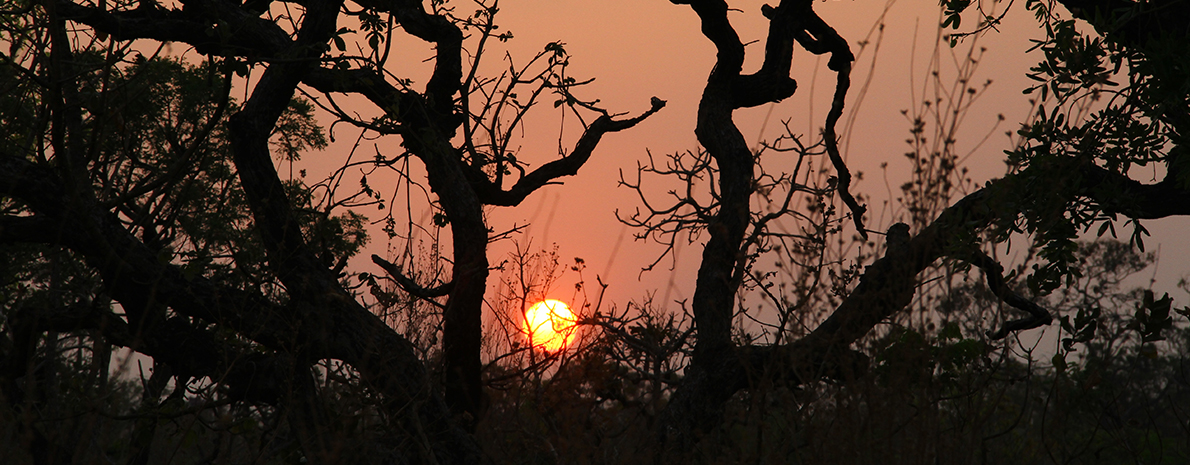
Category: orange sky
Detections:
[{"x1": 298, "y1": 0, "x2": 1190, "y2": 336}]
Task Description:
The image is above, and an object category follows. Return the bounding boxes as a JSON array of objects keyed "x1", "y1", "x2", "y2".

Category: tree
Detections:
[
  {"x1": 641, "y1": 0, "x2": 1190, "y2": 456},
  {"x1": 0, "y1": 0, "x2": 660, "y2": 463},
  {"x1": 4, "y1": 0, "x2": 1190, "y2": 463}
]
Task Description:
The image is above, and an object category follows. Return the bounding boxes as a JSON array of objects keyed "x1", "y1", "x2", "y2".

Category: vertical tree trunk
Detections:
[
  {"x1": 421, "y1": 138, "x2": 490, "y2": 427},
  {"x1": 661, "y1": 0, "x2": 757, "y2": 452}
]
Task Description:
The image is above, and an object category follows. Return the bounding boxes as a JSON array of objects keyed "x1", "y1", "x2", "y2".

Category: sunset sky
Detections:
[{"x1": 301, "y1": 0, "x2": 1190, "y2": 327}]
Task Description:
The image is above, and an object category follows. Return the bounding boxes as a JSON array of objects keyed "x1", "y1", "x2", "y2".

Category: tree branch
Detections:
[
  {"x1": 963, "y1": 250, "x2": 1054, "y2": 339},
  {"x1": 56, "y1": 0, "x2": 291, "y2": 57},
  {"x1": 1055, "y1": 0, "x2": 1190, "y2": 48},
  {"x1": 372, "y1": 254, "x2": 453, "y2": 298},
  {"x1": 793, "y1": 6, "x2": 867, "y2": 239},
  {"x1": 474, "y1": 97, "x2": 667, "y2": 206}
]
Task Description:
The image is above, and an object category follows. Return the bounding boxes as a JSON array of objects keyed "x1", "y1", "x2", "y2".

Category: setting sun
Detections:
[{"x1": 523, "y1": 300, "x2": 578, "y2": 352}]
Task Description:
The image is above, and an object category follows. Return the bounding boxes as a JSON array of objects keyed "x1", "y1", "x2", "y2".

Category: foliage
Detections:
[
  {"x1": 947, "y1": 0, "x2": 1190, "y2": 296},
  {"x1": 0, "y1": 47, "x2": 363, "y2": 460}
]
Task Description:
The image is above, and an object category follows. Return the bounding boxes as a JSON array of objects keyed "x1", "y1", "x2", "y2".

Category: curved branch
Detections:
[
  {"x1": 1082, "y1": 162, "x2": 1190, "y2": 219},
  {"x1": 56, "y1": 0, "x2": 291, "y2": 57},
  {"x1": 1055, "y1": 0, "x2": 1190, "y2": 48},
  {"x1": 352, "y1": 0, "x2": 462, "y2": 129},
  {"x1": 372, "y1": 254, "x2": 453, "y2": 298},
  {"x1": 227, "y1": 0, "x2": 340, "y2": 291},
  {"x1": 795, "y1": 8, "x2": 867, "y2": 239},
  {"x1": 475, "y1": 97, "x2": 667, "y2": 206},
  {"x1": 959, "y1": 250, "x2": 1053, "y2": 339}
]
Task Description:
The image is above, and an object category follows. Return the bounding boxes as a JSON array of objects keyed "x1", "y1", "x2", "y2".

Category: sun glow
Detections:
[{"x1": 523, "y1": 300, "x2": 578, "y2": 352}]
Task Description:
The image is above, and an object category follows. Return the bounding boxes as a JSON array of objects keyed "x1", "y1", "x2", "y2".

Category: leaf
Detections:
[
  {"x1": 1135, "y1": 290, "x2": 1175, "y2": 343},
  {"x1": 938, "y1": 322, "x2": 962, "y2": 341},
  {"x1": 1052, "y1": 353, "x2": 1068, "y2": 373},
  {"x1": 947, "y1": 14, "x2": 961, "y2": 29}
]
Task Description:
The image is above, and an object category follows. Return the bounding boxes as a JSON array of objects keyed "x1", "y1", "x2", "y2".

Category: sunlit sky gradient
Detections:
[{"x1": 300, "y1": 0, "x2": 1190, "y2": 327}]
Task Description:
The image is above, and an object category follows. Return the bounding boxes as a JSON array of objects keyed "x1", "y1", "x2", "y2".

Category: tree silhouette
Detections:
[
  {"x1": 642, "y1": 0, "x2": 1190, "y2": 456},
  {"x1": 2, "y1": 0, "x2": 1189, "y2": 463},
  {"x1": 1, "y1": 0, "x2": 658, "y2": 462}
]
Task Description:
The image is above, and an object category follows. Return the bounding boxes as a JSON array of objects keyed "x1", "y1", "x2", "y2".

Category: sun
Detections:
[{"x1": 523, "y1": 299, "x2": 578, "y2": 352}]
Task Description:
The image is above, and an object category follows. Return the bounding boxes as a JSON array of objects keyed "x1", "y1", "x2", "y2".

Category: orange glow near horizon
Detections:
[{"x1": 523, "y1": 300, "x2": 578, "y2": 352}]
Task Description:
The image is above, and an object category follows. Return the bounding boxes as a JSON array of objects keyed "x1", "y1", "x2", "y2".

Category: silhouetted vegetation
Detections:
[{"x1": 2, "y1": 0, "x2": 1189, "y2": 463}]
